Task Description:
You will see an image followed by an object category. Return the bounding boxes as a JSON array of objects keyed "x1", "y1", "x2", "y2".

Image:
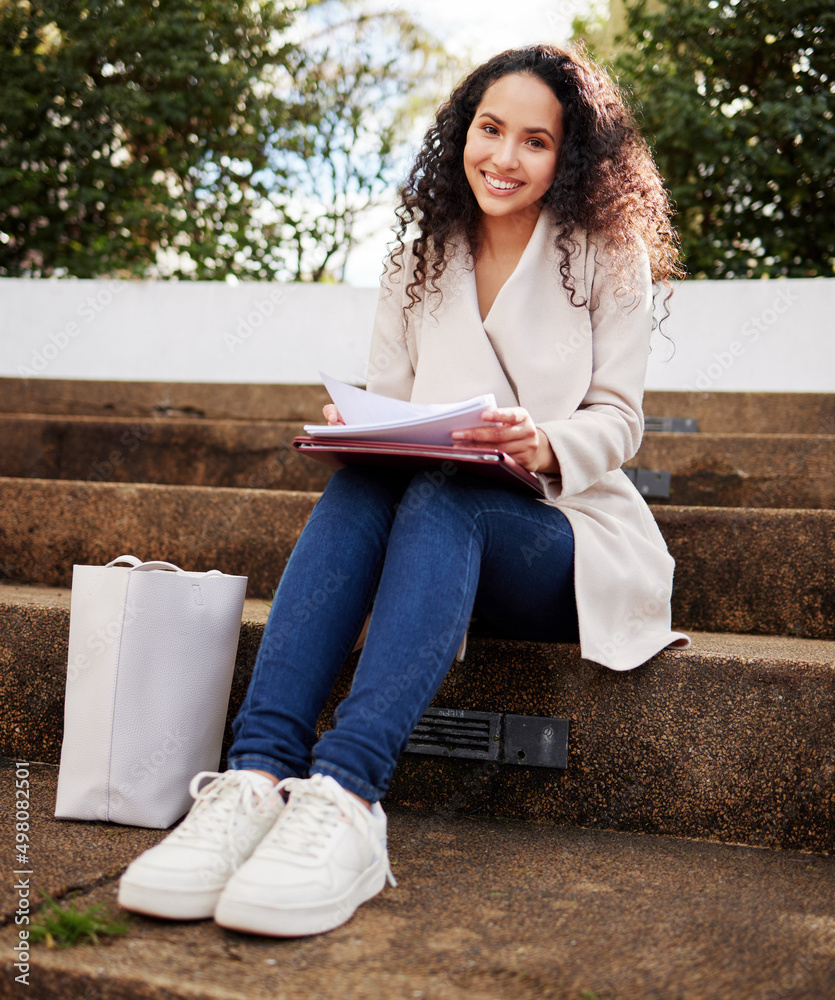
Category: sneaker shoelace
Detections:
[
  {"x1": 267, "y1": 775, "x2": 397, "y2": 887},
  {"x1": 168, "y1": 771, "x2": 272, "y2": 848}
]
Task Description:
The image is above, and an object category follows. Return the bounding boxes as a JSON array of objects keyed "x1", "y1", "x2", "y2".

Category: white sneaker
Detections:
[
  {"x1": 118, "y1": 770, "x2": 283, "y2": 920},
  {"x1": 214, "y1": 773, "x2": 397, "y2": 937}
]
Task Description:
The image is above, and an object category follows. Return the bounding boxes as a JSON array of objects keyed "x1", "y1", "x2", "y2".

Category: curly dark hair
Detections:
[{"x1": 392, "y1": 43, "x2": 683, "y2": 316}]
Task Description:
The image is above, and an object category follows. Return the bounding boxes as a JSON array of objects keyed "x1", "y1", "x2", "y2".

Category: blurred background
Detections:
[{"x1": 1, "y1": 0, "x2": 833, "y2": 387}]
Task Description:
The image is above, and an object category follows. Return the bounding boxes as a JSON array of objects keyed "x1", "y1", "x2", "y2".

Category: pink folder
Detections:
[{"x1": 292, "y1": 436, "x2": 545, "y2": 497}]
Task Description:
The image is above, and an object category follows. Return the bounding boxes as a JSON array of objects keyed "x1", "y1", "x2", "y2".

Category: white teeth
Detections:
[{"x1": 484, "y1": 173, "x2": 521, "y2": 191}]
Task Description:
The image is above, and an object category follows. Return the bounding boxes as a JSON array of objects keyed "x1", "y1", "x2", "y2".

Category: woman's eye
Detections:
[
  {"x1": 483, "y1": 124, "x2": 499, "y2": 135},
  {"x1": 527, "y1": 138, "x2": 545, "y2": 149}
]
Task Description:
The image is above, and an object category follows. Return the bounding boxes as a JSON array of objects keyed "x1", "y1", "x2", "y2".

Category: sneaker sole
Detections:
[
  {"x1": 118, "y1": 877, "x2": 222, "y2": 921},
  {"x1": 214, "y1": 861, "x2": 387, "y2": 937}
]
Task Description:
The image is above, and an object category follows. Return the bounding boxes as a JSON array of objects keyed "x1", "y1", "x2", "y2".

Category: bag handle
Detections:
[
  {"x1": 130, "y1": 560, "x2": 224, "y2": 576},
  {"x1": 105, "y1": 555, "x2": 143, "y2": 568},
  {"x1": 130, "y1": 560, "x2": 185, "y2": 573}
]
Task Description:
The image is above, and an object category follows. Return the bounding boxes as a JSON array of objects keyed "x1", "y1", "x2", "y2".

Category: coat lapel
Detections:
[{"x1": 410, "y1": 208, "x2": 593, "y2": 420}]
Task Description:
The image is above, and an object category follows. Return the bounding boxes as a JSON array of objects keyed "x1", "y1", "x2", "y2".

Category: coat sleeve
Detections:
[
  {"x1": 537, "y1": 245, "x2": 653, "y2": 500},
  {"x1": 365, "y1": 253, "x2": 416, "y2": 401}
]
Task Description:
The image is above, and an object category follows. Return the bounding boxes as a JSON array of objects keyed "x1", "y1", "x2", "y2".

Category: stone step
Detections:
[
  {"x1": 0, "y1": 475, "x2": 314, "y2": 601},
  {"x1": 0, "y1": 377, "x2": 330, "y2": 421},
  {"x1": 3, "y1": 761, "x2": 833, "y2": 1000},
  {"x1": 626, "y1": 432, "x2": 835, "y2": 509},
  {"x1": 3, "y1": 377, "x2": 834, "y2": 433},
  {"x1": 2, "y1": 582, "x2": 834, "y2": 852},
  {"x1": 0, "y1": 413, "x2": 327, "y2": 492},
  {"x1": 1, "y1": 477, "x2": 832, "y2": 638},
  {"x1": 4, "y1": 413, "x2": 834, "y2": 507},
  {"x1": 642, "y1": 389, "x2": 835, "y2": 436}
]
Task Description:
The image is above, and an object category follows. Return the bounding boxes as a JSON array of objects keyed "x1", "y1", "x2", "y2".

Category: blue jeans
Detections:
[{"x1": 228, "y1": 465, "x2": 577, "y2": 802}]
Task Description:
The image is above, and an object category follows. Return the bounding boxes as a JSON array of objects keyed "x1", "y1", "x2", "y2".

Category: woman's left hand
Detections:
[{"x1": 451, "y1": 407, "x2": 560, "y2": 474}]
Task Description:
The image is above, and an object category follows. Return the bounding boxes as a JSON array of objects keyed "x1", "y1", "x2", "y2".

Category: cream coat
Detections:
[{"x1": 366, "y1": 208, "x2": 690, "y2": 671}]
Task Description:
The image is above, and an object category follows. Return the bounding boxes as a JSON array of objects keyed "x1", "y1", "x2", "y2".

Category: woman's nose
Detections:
[{"x1": 492, "y1": 139, "x2": 520, "y2": 172}]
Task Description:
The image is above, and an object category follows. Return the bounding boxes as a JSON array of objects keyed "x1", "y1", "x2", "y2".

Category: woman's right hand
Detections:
[{"x1": 323, "y1": 403, "x2": 345, "y2": 426}]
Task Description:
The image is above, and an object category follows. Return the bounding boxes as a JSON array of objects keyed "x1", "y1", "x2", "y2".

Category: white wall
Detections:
[
  {"x1": 1, "y1": 276, "x2": 833, "y2": 391},
  {"x1": 0, "y1": 280, "x2": 378, "y2": 387},
  {"x1": 645, "y1": 278, "x2": 834, "y2": 393}
]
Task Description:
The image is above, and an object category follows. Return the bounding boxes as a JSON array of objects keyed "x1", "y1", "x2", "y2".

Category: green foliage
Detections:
[
  {"x1": 266, "y1": 5, "x2": 448, "y2": 280},
  {"x1": 0, "y1": 0, "x2": 448, "y2": 280},
  {"x1": 29, "y1": 892, "x2": 130, "y2": 948},
  {"x1": 609, "y1": 0, "x2": 835, "y2": 278},
  {"x1": 0, "y1": 0, "x2": 296, "y2": 277}
]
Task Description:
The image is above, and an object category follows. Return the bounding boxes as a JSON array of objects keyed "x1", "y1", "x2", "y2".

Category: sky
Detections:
[
  {"x1": 400, "y1": 0, "x2": 590, "y2": 64},
  {"x1": 342, "y1": 0, "x2": 599, "y2": 285}
]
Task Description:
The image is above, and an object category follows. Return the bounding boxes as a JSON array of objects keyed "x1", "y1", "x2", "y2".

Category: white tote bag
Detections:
[{"x1": 55, "y1": 555, "x2": 248, "y2": 828}]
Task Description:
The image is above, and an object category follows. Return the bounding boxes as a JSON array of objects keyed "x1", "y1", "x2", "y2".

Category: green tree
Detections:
[
  {"x1": 607, "y1": 0, "x2": 835, "y2": 278},
  {"x1": 258, "y1": 6, "x2": 447, "y2": 281},
  {"x1": 0, "y1": 0, "x2": 446, "y2": 280},
  {"x1": 0, "y1": 0, "x2": 296, "y2": 278}
]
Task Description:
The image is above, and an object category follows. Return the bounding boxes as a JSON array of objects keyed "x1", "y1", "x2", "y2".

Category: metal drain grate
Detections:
[
  {"x1": 405, "y1": 708, "x2": 500, "y2": 761},
  {"x1": 405, "y1": 708, "x2": 569, "y2": 768}
]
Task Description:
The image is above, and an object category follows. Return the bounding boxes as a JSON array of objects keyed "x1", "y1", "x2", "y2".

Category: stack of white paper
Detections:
[{"x1": 302, "y1": 373, "x2": 496, "y2": 446}]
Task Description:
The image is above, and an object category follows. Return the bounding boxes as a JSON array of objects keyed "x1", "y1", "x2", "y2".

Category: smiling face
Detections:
[{"x1": 463, "y1": 72, "x2": 563, "y2": 226}]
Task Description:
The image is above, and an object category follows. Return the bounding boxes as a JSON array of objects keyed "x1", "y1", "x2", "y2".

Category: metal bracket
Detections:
[
  {"x1": 644, "y1": 416, "x2": 699, "y2": 433},
  {"x1": 405, "y1": 707, "x2": 569, "y2": 769},
  {"x1": 623, "y1": 467, "x2": 672, "y2": 499},
  {"x1": 503, "y1": 714, "x2": 569, "y2": 769}
]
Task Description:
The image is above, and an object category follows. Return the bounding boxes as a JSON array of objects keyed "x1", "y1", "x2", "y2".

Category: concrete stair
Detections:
[
  {"x1": 1, "y1": 477, "x2": 833, "y2": 637},
  {"x1": 626, "y1": 431, "x2": 835, "y2": 508},
  {"x1": 3, "y1": 378, "x2": 834, "y2": 506},
  {"x1": 3, "y1": 581, "x2": 834, "y2": 853},
  {"x1": 1, "y1": 377, "x2": 833, "y2": 999},
  {"x1": 4, "y1": 759, "x2": 834, "y2": 1000}
]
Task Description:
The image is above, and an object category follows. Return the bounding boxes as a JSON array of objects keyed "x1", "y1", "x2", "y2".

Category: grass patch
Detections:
[{"x1": 29, "y1": 893, "x2": 130, "y2": 949}]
